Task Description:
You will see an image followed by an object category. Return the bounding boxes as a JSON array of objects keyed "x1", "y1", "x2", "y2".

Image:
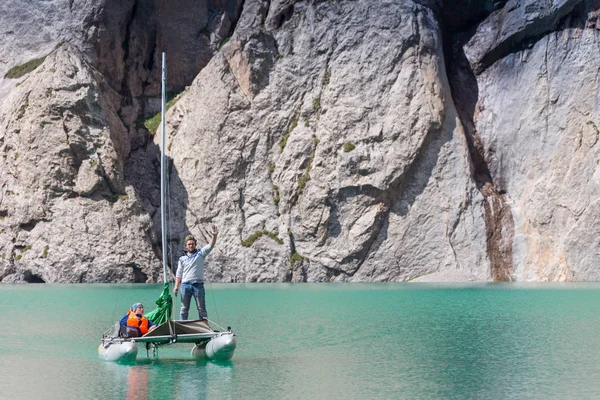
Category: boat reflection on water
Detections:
[
  {"x1": 108, "y1": 357, "x2": 233, "y2": 400},
  {"x1": 125, "y1": 365, "x2": 149, "y2": 400}
]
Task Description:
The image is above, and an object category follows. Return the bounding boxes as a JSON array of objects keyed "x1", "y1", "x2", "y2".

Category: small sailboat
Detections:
[
  {"x1": 98, "y1": 53, "x2": 236, "y2": 363},
  {"x1": 98, "y1": 307, "x2": 237, "y2": 362}
]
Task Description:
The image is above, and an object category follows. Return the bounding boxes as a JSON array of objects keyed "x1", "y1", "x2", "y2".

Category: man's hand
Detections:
[
  {"x1": 174, "y1": 277, "x2": 181, "y2": 296},
  {"x1": 209, "y1": 225, "x2": 218, "y2": 248}
]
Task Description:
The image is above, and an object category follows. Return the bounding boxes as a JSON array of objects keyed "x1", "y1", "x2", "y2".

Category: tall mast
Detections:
[{"x1": 160, "y1": 52, "x2": 168, "y2": 284}]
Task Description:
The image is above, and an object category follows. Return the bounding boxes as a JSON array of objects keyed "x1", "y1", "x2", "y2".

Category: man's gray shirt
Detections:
[{"x1": 176, "y1": 245, "x2": 212, "y2": 283}]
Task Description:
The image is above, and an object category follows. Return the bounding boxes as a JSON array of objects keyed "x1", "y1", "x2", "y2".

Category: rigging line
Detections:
[
  {"x1": 162, "y1": 52, "x2": 175, "y2": 338},
  {"x1": 208, "y1": 280, "x2": 221, "y2": 328},
  {"x1": 202, "y1": 226, "x2": 222, "y2": 326},
  {"x1": 109, "y1": 293, "x2": 120, "y2": 335},
  {"x1": 160, "y1": 51, "x2": 168, "y2": 284},
  {"x1": 165, "y1": 71, "x2": 172, "y2": 277},
  {"x1": 166, "y1": 142, "x2": 178, "y2": 323},
  {"x1": 164, "y1": 88, "x2": 180, "y2": 327},
  {"x1": 207, "y1": 317, "x2": 227, "y2": 332},
  {"x1": 165, "y1": 75, "x2": 179, "y2": 281},
  {"x1": 165, "y1": 76, "x2": 173, "y2": 274},
  {"x1": 167, "y1": 161, "x2": 176, "y2": 275}
]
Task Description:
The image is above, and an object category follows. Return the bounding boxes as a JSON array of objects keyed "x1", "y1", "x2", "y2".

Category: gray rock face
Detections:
[
  {"x1": 0, "y1": 0, "x2": 243, "y2": 283},
  {"x1": 88, "y1": 0, "x2": 243, "y2": 97},
  {"x1": 465, "y1": 0, "x2": 583, "y2": 73},
  {"x1": 160, "y1": 0, "x2": 489, "y2": 282},
  {"x1": 0, "y1": 0, "x2": 243, "y2": 98},
  {"x1": 0, "y1": 45, "x2": 161, "y2": 282},
  {"x1": 1, "y1": 0, "x2": 599, "y2": 283},
  {"x1": 470, "y1": 3, "x2": 600, "y2": 280}
]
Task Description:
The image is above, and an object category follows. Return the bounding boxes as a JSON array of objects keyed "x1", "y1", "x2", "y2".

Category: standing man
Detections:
[{"x1": 173, "y1": 225, "x2": 218, "y2": 320}]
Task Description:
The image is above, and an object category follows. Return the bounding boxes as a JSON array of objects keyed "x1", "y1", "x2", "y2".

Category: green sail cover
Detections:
[{"x1": 144, "y1": 283, "x2": 173, "y2": 325}]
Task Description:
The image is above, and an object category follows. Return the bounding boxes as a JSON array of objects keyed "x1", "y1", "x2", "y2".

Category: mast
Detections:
[{"x1": 160, "y1": 52, "x2": 168, "y2": 284}]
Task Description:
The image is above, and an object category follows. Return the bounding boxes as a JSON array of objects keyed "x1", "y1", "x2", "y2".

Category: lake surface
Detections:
[{"x1": 1, "y1": 283, "x2": 600, "y2": 399}]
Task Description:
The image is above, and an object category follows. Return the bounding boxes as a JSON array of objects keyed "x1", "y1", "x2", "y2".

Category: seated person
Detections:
[{"x1": 119, "y1": 303, "x2": 157, "y2": 337}]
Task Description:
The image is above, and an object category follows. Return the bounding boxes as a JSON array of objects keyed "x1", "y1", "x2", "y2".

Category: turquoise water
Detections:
[{"x1": 1, "y1": 283, "x2": 600, "y2": 399}]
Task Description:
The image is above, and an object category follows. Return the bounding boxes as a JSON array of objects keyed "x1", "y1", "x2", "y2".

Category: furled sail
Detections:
[{"x1": 144, "y1": 282, "x2": 173, "y2": 325}]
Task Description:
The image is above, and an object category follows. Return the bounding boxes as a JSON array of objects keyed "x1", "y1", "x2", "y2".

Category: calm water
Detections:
[{"x1": 1, "y1": 283, "x2": 600, "y2": 399}]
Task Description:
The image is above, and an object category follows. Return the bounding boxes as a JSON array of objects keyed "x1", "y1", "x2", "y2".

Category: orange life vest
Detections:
[{"x1": 126, "y1": 311, "x2": 150, "y2": 335}]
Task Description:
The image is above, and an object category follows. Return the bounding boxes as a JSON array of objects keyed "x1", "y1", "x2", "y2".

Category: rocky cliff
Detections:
[{"x1": 0, "y1": 0, "x2": 598, "y2": 283}]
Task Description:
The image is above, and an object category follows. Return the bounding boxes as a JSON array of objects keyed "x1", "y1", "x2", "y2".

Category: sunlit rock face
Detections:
[
  {"x1": 468, "y1": 0, "x2": 600, "y2": 281},
  {"x1": 160, "y1": 0, "x2": 489, "y2": 282},
  {"x1": 1, "y1": 0, "x2": 599, "y2": 282},
  {"x1": 0, "y1": 45, "x2": 161, "y2": 283},
  {"x1": 0, "y1": 0, "x2": 242, "y2": 282}
]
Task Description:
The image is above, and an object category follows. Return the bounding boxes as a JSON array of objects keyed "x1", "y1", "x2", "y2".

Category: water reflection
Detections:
[
  {"x1": 100, "y1": 354, "x2": 234, "y2": 400},
  {"x1": 125, "y1": 364, "x2": 149, "y2": 400}
]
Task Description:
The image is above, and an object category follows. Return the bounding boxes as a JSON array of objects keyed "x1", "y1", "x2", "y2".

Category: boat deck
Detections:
[{"x1": 134, "y1": 319, "x2": 217, "y2": 344}]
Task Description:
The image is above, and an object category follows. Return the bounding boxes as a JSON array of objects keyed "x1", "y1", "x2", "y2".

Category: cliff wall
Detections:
[{"x1": 0, "y1": 0, "x2": 598, "y2": 282}]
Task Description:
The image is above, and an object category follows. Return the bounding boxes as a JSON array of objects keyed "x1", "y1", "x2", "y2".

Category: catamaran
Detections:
[{"x1": 98, "y1": 53, "x2": 236, "y2": 363}]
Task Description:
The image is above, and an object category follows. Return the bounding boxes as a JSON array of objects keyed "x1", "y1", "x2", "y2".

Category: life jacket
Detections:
[{"x1": 126, "y1": 311, "x2": 150, "y2": 335}]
